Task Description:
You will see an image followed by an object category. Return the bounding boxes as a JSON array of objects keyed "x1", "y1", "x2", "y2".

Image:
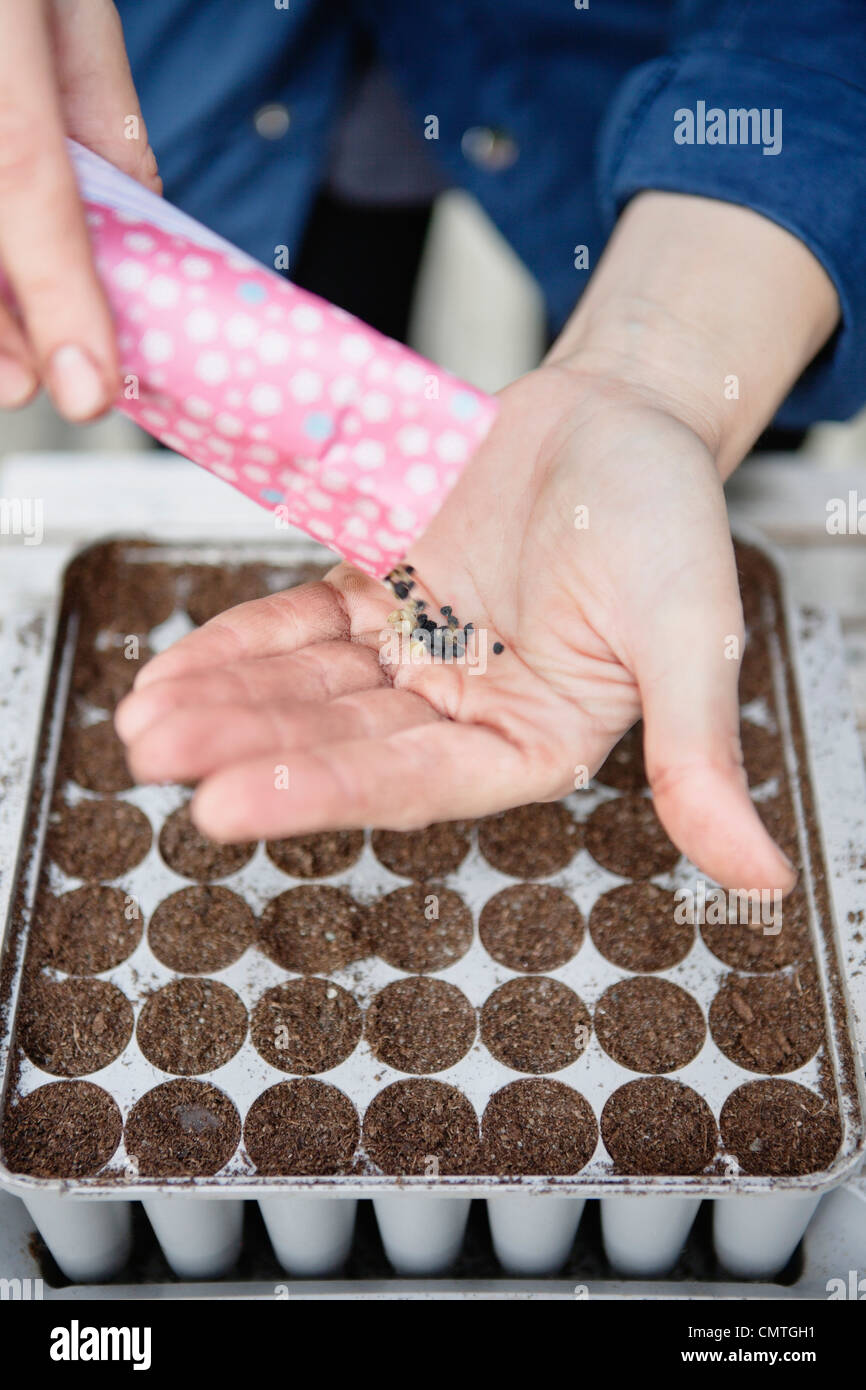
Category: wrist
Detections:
[{"x1": 547, "y1": 192, "x2": 839, "y2": 479}]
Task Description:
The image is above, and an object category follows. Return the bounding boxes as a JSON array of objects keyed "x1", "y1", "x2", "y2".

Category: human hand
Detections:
[
  {"x1": 116, "y1": 193, "x2": 840, "y2": 894},
  {"x1": 0, "y1": 0, "x2": 160, "y2": 418}
]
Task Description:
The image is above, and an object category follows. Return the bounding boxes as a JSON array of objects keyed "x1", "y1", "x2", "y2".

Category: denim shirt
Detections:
[{"x1": 115, "y1": 0, "x2": 866, "y2": 426}]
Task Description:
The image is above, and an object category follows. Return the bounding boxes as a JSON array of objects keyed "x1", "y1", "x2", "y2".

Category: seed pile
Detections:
[{"x1": 383, "y1": 563, "x2": 502, "y2": 658}]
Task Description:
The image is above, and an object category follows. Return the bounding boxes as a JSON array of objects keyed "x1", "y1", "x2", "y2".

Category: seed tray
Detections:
[{"x1": 0, "y1": 531, "x2": 864, "y2": 1285}]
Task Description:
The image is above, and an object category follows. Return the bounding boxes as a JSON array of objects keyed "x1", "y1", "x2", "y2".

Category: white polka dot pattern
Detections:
[{"x1": 83, "y1": 204, "x2": 498, "y2": 577}]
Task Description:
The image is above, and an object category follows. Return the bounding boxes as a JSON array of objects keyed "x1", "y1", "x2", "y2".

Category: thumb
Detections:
[
  {"x1": 49, "y1": 0, "x2": 162, "y2": 193},
  {"x1": 633, "y1": 554, "x2": 796, "y2": 894}
]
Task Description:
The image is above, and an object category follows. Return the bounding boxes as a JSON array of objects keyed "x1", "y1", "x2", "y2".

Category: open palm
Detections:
[{"x1": 116, "y1": 363, "x2": 794, "y2": 893}]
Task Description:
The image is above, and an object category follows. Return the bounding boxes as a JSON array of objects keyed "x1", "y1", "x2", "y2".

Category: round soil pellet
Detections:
[
  {"x1": 371, "y1": 821, "x2": 472, "y2": 880},
  {"x1": 33, "y1": 884, "x2": 142, "y2": 974},
  {"x1": 125, "y1": 1080, "x2": 240, "y2": 1177},
  {"x1": 47, "y1": 799, "x2": 152, "y2": 880},
  {"x1": 479, "y1": 884, "x2": 583, "y2": 972},
  {"x1": 594, "y1": 977, "x2": 705, "y2": 1073},
  {"x1": 89, "y1": 558, "x2": 177, "y2": 634},
  {"x1": 700, "y1": 884, "x2": 809, "y2": 971},
  {"x1": 740, "y1": 719, "x2": 783, "y2": 787},
  {"x1": 365, "y1": 978, "x2": 476, "y2": 1073},
  {"x1": 601, "y1": 1077, "x2": 717, "y2": 1175},
  {"x1": 709, "y1": 969, "x2": 823, "y2": 1073},
  {"x1": 481, "y1": 978, "x2": 590, "y2": 1074},
  {"x1": 368, "y1": 884, "x2": 473, "y2": 973},
  {"x1": 478, "y1": 802, "x2": 580, "y2": 878},
  {"x1": 266, "y1": 830, "x2": 364, "y2": 879},
  {"x1": 244, "y1": 1079, "x2": 360, "y2": 1175},
  {"x1": 158, "y1": 802, "x2": 255, "y2": 880},
  {"x1": 720, "y1": 1079, "x2": 841, "y2": 1176},
  {"x1": 481, "y1": 1079, "x2": 597, "y2": 1175},
  {"x1": 71, "y1": 640, "x2": 152, "y2": 711},
  {"x1": 2, "y1": 1081, "x2": 122, "y2": 1178},
  {"x1": 137, "y1": 978, "x2": 247, "y2": 1074},
  {"x1": 739, "y1": 634, "x2": 774, "y2": 706},
  {"x1": 595, "y1": 722, "x2": 647, "y2": 793},
  {"x1": 65, "y1": 719, "x2": 133, "y2": 793},
  {"x1": 584, "y1": 795, "x2": 679, "y2": 879},
  {"x1": 185, "y1": 564, "x2": 271, "y2": 626},
  {"x1": 756, "y1": 793, "x2": 800, "y2": 865},
  {"x1": 589, "y1": 882, "x2": 692, "y2": 972},
  {"x1": 363, "y1": 1079, "x2": 479, "y2": 1175},
  {"x1": 259, "y1": 885, "x2": 369, "y2": 973},
  {"x1": 251, "y1": 978, "x2": 361, "y2": 1074},
  {"x1": 19, "y1": 978, "x2": 133, "y2": 1077},
  {"x1": 148, "y1": 886, "x2": 254, "y2": 973}
]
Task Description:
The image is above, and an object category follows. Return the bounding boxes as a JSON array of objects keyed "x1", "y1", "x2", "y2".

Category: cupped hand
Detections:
[
  {"x1": 0, "y1": 0, "x2": 160, "y2": 418},
  {"x1": 115, "y1": 362, "x2": 796, "y2": 894}
]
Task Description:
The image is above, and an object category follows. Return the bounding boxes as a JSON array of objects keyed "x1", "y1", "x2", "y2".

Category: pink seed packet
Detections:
[{"x1": 16, "y1": 142, "x2": 500, "y2": 578}]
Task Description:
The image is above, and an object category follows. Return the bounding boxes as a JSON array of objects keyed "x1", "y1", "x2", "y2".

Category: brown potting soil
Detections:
[
  {"x1": 479, "y1": 883, "x2": 584, "y2": 972},
  {"x1": 365, "y1": 977, "x2": 476, "y2": 1073},
  {"x1": 148, "y1": 886, "x2": 255, "y2": 974},
  {"x1": 601, "y1": 1077, "x2": 718, "y2": 1175},
  {"x1": 125, "y1": 1079, "x2": 240, "y2": 1177},
  {"x1": 589, "y1": 882, "x2": 692, "y2": 972},
  {"x1": 2, "y1": 1080, "x2": 122, "y2": 1178},
  {"x1": 137, "y1": 978, "x2": 247, "y2": 1074},
  {"x1": 47, "y1": 798, "x2": 152, "y2": 880},
  {"x1": 244, "y1": 1079, "x2": 359, "y2": 1175},
  {"x1": 584, "y1": 795, "x2": 679, "y2": 879},
  {"x1": 708, "y1": 968, "x2": 824, "y2": 1073},
  {"x1": 362, "y1": 1078, "x2": 480, "y2": 1176},
  {"x1": 480, "y1": 1078, "x2": 597, "y2": 1175},
  {"x1": 19, "y1": 977, "x2": 133, "y2": 1077},
  {"x1": 740, "y1": 719, "x2": 784, "y2": 787},
  {"x1": 480, "y1": 977, "x2": 590, "y2": 1074},
  {"x1": 250, "y1": 978, "x2": 361, "y2": 1073},
  {"x1": 371, "y1": 821, "x2": 472, "y2": 880},
  {"x1": 594, "y1": 977, "x2": 706, "y2": 1073},
  {"x1": 158, "y1": 803, "x2": 256, "y2": 880},
  {"x1": 595, "y1": 722, "x2": 647, "y2": 793},
  {"x1": 368, "y1": 884, "x2": 473, "y2": 972},
  {"x1": 63, "y1": 718, "x2": 134, "y2": 793},
  {"x1": 71, "y1": 639, "x2": 153, "y2": 710},
  {"x1": 478, "y1": 802, "x2": 580, "y2": 878},
  {"x1": 700, "y1": 884, "x2": 810, "y2": 971},
  {"x1": 266, "y1": 830, "x2": 364, "y2": 879},
  {"x1": 184, "y1": 564, "x2": 272, "y2": 626},
  {"x1": 33, "y1": 884, "x2": 142, "y2": 974},
  {"x1": 259, "y1": 885, "x2": 369, "y2": 973},
  {"x1": 720, "y1": 1079, "x2": 841, "y2": 1175}
]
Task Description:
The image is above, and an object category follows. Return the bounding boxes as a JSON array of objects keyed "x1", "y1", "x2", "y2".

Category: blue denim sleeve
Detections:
[{"x1": 596, "y1": 0, "x2": 866, "y2": 425}]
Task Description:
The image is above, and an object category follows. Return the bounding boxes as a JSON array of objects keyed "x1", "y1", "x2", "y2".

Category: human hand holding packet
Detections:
[{"x1": 8, "y1": 141, "x2": 499, "y2": 578}]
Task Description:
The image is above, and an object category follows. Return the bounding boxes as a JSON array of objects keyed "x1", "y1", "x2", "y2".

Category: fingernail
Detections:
[
  {"x1": 0, "y1": 353, "x2": 37, "y2": 408},
  {"x1": 48, "y1": 344, "x2": 109, "y2": 421}
]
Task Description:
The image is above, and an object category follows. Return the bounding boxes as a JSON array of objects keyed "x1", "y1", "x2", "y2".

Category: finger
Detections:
[
  {"x1": 0, "y1": 299, "x2": 38, "y2": 407},
  {"x1": 125, "y1": 687, "x2": 438, "y2": 784},
  {"x1": 116, "y1": 640, "x2": 386, "y2": 742},
  {"x1": 49, "y1": 0, "x2": 163, "y2": 191},
  {"x1": 0, "y1": 1, "x2": 116, "y2": 418},
  {"x1": 191, "y1": 720, "x2": 542, "y2": 842},
  {"x1": 132, "y1": 582, "x2": 353, "y2": 691},
  {"x1": 635, "y1": 543, "x2": 796, "y2": 894}
]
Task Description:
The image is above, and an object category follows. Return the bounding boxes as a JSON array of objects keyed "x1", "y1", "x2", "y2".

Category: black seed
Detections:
[
  {"x1": 394, "y1": 583, "x2": 409, "y2": 600},
  {"x1": 441, "y1": 606, "x2": 452, "y2": 616},
  {"x1": 493, "y1": 642, "x2": 505, "y2": 654},
  {"x1": 404, "y1": 565, "x2": 415, "y2": 574}
]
